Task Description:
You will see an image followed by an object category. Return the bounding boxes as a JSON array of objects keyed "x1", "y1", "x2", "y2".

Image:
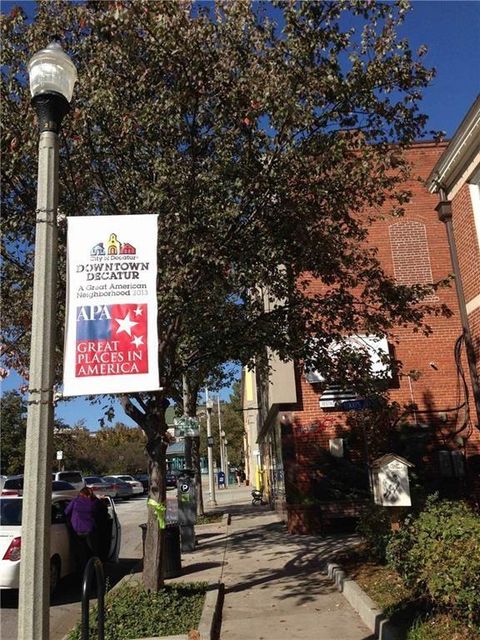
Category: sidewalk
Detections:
[{"x1": 174, "y1": 485, "x2": 373, "y2": 640}]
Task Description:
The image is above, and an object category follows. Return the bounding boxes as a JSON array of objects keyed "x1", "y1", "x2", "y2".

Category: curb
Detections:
[
  {"x1": 327, "y1": 563, "x2": 402, "y2": 640},
  {"x1": 196, "y1": 582, "x2": 225, "y2": 640}
]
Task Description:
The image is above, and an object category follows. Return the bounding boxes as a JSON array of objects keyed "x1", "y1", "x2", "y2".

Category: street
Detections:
[{"x1": 0, "y1": 495, "x2": 147, "y2": 640}]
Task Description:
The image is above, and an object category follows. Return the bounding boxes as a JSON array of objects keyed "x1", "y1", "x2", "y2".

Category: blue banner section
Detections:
[{"x1": 76, "y1": 308, "x2": 111, "y2": 340}]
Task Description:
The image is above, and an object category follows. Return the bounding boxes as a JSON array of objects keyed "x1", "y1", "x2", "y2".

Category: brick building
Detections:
[
  {"x1": 242, "y1": 138, "x2": 480, "y2": 529},
  {"x1": 427, "y1": 95, "x2": 480, "y2": 430}
]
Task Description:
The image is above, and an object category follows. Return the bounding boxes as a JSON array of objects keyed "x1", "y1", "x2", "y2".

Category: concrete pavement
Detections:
[{"x1": 174, "y1": 484, "x2": 373, "y2": 640}]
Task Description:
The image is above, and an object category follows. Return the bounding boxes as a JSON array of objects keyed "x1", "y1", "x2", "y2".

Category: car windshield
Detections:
[
  {"x1": 105, "y1": 477, "x2": 123, "y2": 483},
  {"x1": 85, "y1": 477, "x2": 104, "y2": 483},
  {"x1": 0, "y1": 499, "x2": 23, "y2": 526},
  {"x1": 118, "y1": 476, "x2": 133, "y2": 482},
  {"x1": 59, "y1": 473, "x2": 82, "y2": 484},
  {"x1": 52, "y1": 481, "x2": 75, "y2": 490},
  {"x1": 3, "y1": 477, "x2": 24, "y2": 490}
]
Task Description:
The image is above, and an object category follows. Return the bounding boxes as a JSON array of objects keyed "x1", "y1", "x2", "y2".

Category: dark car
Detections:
[
  {"x1": 133, "y1": 474, "x2": 149, "y2": 494},
  {"x1": 102, "y1": 476, "x2": 133, "y2": 500},
  {"x1": 166, "y1": 469, "x2": 182, "y2": 489}
]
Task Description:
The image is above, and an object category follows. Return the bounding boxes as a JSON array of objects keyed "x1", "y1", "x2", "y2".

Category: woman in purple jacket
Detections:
[{"x1": 65, "y1": 486, "x2": 105, "y2": 569}]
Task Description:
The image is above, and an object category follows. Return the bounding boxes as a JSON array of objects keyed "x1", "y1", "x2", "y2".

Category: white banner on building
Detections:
[{"x1": 63, "y1": 214, "x2": 160, "y2": 396}]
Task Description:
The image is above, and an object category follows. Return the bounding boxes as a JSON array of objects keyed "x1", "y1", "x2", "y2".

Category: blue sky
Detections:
[{"x1": 2, "y1": 0, "x2": 479, "y2": 429}]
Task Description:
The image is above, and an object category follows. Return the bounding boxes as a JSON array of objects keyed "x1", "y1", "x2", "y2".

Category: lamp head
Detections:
[{"x1": 28, "y1": 41, "x2": 77, "y2": 102}]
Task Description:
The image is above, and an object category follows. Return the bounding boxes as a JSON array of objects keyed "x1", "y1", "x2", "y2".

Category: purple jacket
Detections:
[{"x1": 65, "y1": 496, "x2": 97, "y2": 535}]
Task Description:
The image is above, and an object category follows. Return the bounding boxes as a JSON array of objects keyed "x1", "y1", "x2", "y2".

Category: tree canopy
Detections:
[
  {"x1": 2, "y1": 0, "x2": 444, "y2": 395},
  {"x1": 1, "y1": 0, "x2": 447, "y2": 588}
]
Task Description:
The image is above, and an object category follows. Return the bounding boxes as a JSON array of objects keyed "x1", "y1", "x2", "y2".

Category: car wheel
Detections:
[{"x1": 49, "y1": 557, "x2": 61, "y2": 599}]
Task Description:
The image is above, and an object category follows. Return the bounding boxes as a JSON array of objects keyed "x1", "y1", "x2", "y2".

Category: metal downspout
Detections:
[{"x1": 436, "y1": 189, "x2": 480, "y2": 429}]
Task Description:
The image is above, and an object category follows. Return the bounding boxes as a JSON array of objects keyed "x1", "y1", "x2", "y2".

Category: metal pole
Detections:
[
  {"x1": 437, "y1": 195, "x2": 480, "y2": 428},
  {"x1": 217, "y1": 396, "x2": 225, "y2": 476},
  {"x1": 224, "y1": 440, "x2": 229, "y2": 489},
  {"x1": 18, "y1": 127, "x2": 59, "y2": 640},
  {"x1": 205, "y1": 388, "x2": 217, "y2": 506}
]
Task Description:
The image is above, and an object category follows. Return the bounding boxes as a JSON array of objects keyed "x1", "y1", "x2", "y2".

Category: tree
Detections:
[
  {"x1": 1, "y1": 0, "x2": 446, "y2": 589},
  {"x1": 1, "y1": 391, "x2": 28, "y2": 475},
  {"x1": 53, "y1": 421, "x2": 148, "y2": 474},
  {"x1": 0, "y1": 390, "x2": 71, "y2": 474},
  {"x1": 199, "y1": 382, "x2": 245, "y2": 467}
]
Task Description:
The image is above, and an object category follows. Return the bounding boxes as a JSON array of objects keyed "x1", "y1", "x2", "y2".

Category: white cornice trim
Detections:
[{"x1": 427, "y1": 95, "x2": 480, "y2": 195}]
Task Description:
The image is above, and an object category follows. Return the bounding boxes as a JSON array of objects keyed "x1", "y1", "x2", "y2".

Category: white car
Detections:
[
  {"x1": 52, "y1": 471, "x2": 85, "y2": 491},
  {"x1": 108, "y1": 475, "x2": 144, "y2": 496},
  {"x1": 0, "y1": 494, "x2": 121, "y2": 594}
]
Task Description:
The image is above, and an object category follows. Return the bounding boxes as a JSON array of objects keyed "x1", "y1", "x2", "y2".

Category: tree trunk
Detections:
[
  {"x1": 143, "y1": 445, "x2": 167, "y2": 591},
  {"x1": 121, "y1": 392, "x2": 168, "y2": 591}
]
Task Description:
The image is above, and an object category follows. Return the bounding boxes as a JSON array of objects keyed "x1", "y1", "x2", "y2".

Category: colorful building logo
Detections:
[{"x1": 90, "y1": 233, "x2": 137, "y2": 257}]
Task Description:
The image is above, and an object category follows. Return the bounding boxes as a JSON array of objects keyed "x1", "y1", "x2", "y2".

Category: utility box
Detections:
[
  {"x1": 177, "y1": 469, "x2": 196, "y2": 552},
  {"x1": 371, "y1": 454, "x2": 414, "y2": 507}
]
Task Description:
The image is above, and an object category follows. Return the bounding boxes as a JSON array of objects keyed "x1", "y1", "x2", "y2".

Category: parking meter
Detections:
[{"x1": 177, "y1": 469, "x2": 196, "y2": 551}]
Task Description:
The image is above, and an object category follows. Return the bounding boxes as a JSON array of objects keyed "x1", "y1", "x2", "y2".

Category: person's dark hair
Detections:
[{"x1": 79, "y1": 486, "x2": 94, "y2": 498}]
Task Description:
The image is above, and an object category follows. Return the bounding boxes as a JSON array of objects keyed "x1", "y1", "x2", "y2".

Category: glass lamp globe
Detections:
[{"x1": 28, "y1": 42, "x2": 77, "y2": 103}]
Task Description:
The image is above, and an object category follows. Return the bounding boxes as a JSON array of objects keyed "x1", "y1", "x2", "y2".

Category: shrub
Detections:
[
  {"x1": 356, "y1": 502, "x2": 393, "y2": 562},
  {"x1": 406, "y1": 613, "x2": 480, "y2": 639},
  {"x1": 67, "y1": 581, "x2": 207, "y2": 640},
  {"x1": 387, "y1": 497, "x2": 480, "y2": 623}
]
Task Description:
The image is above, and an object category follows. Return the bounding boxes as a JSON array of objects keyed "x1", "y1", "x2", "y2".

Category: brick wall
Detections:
[
  {"x1": 283, "y1": 143, "x2": 480, "y2": 498},
  {"x1": 452, "y1": 184, "x2": 480, "y2": 306}
]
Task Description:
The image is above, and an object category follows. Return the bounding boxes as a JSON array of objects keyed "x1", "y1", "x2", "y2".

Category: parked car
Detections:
[
  {"x1": 166, "y1": 469, "x2": 182, "y2": 489},
  {"x1": 51, "y1": 481, "x2": 79, "y2": 497},
  {"x1": 1, "y1": 476, "x2": 25, "y2": 496},
  {"x1": 102, "y1": 476, "x2": 133, "y2": 500},
  {"x1": 52, "y1": 471, "x2": 84, "y2": 491},
  {"x1": 0, "y1": 494, "x2": 121, "y2": 594},
  {"x1": 1, "y1": 476, "x2": 78, "y2": 498},
  {"x1": 133, "y1": 474, "x2": 149, "y2": 494},
  {"x1": 107, "y1": 475, "x2": 144, "y2": 496},
  {"x1": 84, "y1": 476, "x2": 117, "y2": 498}
]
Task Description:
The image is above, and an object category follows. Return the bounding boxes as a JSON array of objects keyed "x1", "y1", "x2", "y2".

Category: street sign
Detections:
[
  {"x1": 56, "y1": 450, "x2": 63, "y2": 460},
  {"x1": 207, "y1": 436, "x2": 214, "y2": 447},
  {"x1": 174, "y1": 416, "x2": 199, "y2": 438},
  {"x1": 339, "y1": 399, "x2": 367, "y2": 411}
]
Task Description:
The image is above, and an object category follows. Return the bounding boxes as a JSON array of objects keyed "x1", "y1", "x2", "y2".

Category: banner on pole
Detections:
[{"x1": 63, "y1": 214, "x2": 160, "y2": 396}]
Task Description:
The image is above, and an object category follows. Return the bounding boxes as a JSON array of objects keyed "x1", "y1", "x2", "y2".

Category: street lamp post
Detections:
[
  {"x1": 205, "y1": 389, "x2": 217, "y2": 506},
  {"x1": 18, "y1": 42, "x2": 77, "y2": 640},
  {"x1": 221, "y1": 429, "x2": 228, "y2": 487},
  {"x1": 217, "y1": 395, "x2": 226, "y2": 481},
  {"x1": 224, "y1": 438, "x2": 229, "y2": 487}
]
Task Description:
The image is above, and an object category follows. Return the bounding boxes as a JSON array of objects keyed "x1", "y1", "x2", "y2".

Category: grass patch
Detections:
[
  {"x1": 335, "y1": 548, "x2": 479, "y2": 640},
  {"x1": 196, "y1": 511, "x2": 224, "y2": 525},
  {"x1": 67, "y1": 581, "x2": 207, "y2": 640}
]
